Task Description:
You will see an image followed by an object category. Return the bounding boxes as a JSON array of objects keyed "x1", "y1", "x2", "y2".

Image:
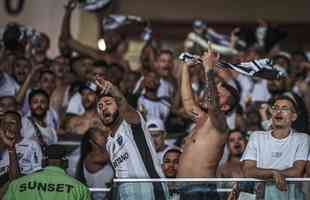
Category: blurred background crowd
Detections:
[{"x1": 0, "y1": 0, "x2": 310, "y2": 199}]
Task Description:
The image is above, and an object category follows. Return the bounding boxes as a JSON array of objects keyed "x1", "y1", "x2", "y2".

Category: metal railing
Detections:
[{"x1": 89, "y1": 177, "x2": 310, "y2": 192}]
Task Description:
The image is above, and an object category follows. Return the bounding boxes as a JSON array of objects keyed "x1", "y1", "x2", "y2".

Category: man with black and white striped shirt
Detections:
[{"x1": 95, "y1": 76, "x2": 169, "y2": 200}]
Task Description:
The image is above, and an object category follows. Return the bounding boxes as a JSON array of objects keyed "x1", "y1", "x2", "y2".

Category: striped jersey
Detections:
[{"x1": 106, "y1": 113, "x2": 168, "y2": 199}]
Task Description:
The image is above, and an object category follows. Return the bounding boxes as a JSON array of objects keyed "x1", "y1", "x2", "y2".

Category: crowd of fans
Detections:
[{"x1": 0, "y1": 0, "x2": 310, "y2": 199}]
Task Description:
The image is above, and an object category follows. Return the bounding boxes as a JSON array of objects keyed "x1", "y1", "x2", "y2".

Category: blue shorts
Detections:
[
  {"x1": 178, "y1": 183, "x2": 220, "y2": 200},
  {"x1": 113, "y1": 182, "x2": 169, "y2": 200}
]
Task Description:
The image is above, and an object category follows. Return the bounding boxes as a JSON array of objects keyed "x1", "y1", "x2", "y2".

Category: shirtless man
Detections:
[
  {"x1": 65, "y1": 82, "x2": 105, "y2": 135},
  {"x1": 177, "y1": 44, "x2": 240, "y2": 178}
]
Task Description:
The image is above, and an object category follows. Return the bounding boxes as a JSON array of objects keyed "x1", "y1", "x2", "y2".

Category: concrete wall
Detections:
[
  {"x1": 1, "y1": 0, "x2": 310, "y2": 56},
  {"x1": 117, "y1": 0, "x2": 310, "y2": 23}
]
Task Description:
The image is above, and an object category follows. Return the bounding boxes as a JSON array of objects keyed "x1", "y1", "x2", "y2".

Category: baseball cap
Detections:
[
  {"x1": 193, "y1": 20, "x2": 207, "y2": 29},
  {"x1": 146, "y1": 118, "x2": 166, "y2": 133},
  {"x1": 79, "y1": 81, "x2": 97, "y2": 93}
]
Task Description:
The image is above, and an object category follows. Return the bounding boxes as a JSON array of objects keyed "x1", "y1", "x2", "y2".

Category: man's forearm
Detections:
[
  {"x1": 204, "y1": 69, "x2": 228, "y2": 133},
  {"x1": 8, "y1": 150, "x2": 20, "y2": 180},
  {"x1": 279, "y1": 161, "x2": 306, "y2": 177},
  {"x1": 60, "y1": 6, "x2": 73, "y2": 40},
  {"x1": 111, "y1": 85, "x2": 140, "y2": 124},
  {"x1": 181, "y1": 63, "x2": 197, "y2": 114},
  {"x1": 244, "y1": 166, "x2": 274, "y2": 180},
  {"x1": 16, "y1": 71, "x2": 35, "y2": 104}
]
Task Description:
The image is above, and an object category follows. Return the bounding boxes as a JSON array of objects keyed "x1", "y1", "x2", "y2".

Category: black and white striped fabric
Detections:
[
  {"x1": 80, "y1": 0, "x2": 111, "y2": 11},
  {"x1": 216, "y1": 58, "x2": 286, "y2": 80},
  {"x1": 102, "y1": 15, "x2": 144, "y2": 30},
  {"x1": 179, "y1": 52, "x2": 286, "y2": 80}
]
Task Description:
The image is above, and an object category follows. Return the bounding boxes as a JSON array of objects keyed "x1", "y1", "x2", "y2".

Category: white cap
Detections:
[{"x1": 146, "y1": 118, "x2": 166, "y2": 133}]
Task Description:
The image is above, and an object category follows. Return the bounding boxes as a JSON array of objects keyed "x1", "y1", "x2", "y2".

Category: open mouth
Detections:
[
  {"x1": 234, "y1": 144, "x2": 242, "y2": 151},
  {"x1": 103, "y1": 112, "x2": 112, "y2": 120},
  {"x1": 274, "y1": 116, "x2": 284, "y2": 121}
]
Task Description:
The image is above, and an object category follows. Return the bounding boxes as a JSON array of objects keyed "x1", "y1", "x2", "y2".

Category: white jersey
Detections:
[
  {"x1": 106, "y1": 115, "x2": 164, "y2": 178},
  {"x1": 84, "y1": 164, "x2": 114, "y2": 200},
  {"x1": 0, "y1": 73, "x2": 20, "y2": 97},
  {"x1": 0, "y1": 138, "x2": 43, "y2": 176},
  {"x1": 106, "y1": 114, "x2": 168, "y2": 199},
  {"x1": 137, "y1": 96, "x2": 170, "y2": 122},
  {"x1": 66, "y1": 93, "x2": 85, "y2": 115},
  {"x1": 241, "y1": 130, "x2": 309, "y2": 170},
  {"x1": 21, "y1": 117, "x2": 58, "y2": 145}
]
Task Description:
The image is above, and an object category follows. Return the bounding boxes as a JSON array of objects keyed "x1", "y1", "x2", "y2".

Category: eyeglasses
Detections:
[{"x1": 271, "y1": 106, "x2": 292, "y2": 113}]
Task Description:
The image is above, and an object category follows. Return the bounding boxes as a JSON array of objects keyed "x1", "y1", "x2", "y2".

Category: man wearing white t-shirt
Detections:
[
  {"x1": 137, "y1": 70, "x2": 171, "y2": 122},
  {"x1": 66, "y1": 62, "x2": 108, "y2": 115},
  {"x1": 307, "y1": 153, "x2": 310, "y2": 177},
  {"x1": 242, "y1": 95, "x2": 309, "y2": 200},
  {"x1": 146, "y1": 118, "x2": 175, "y2": 164},
  {"x1": 0, "y1": 112, "x2": 42, "y2": 181},
  {"x1": 21, "y1": 89, "x2": 58, "y2": 145},
  {"x1": 95, "y1": 77, "x2": 169, "y2": 200},
  {"x1": 0, "y1": 71, "x2": 20, "y2": 97}
]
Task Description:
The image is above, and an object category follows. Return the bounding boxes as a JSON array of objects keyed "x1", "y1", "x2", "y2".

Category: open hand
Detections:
[
  {"x1": 272, "y1": 170, "x2": 288, "y2": 191},
  {"x1": 95, "y1": 75, "x2": 113, "y2": 95},
  {"x1": 0, "y1": 129, "x2": 16, "y2": 149}
]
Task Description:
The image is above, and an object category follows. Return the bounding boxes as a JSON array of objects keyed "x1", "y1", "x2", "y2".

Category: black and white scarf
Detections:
[{"x1": 179, "y1": 52, "x2": 286, "y2": 80}]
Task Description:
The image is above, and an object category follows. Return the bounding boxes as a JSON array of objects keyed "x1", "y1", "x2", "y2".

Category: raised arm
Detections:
[
  {"x1": 201, "y1": 43, "x2": 229, "y2": 134},
  {"x1": 0, "y1": 129, "x2": 20, "y2": 180},
  {"x1": 95, "y1": 76, "x2": 140, "y2": 124},
  {"x1": 15, "y1": 64, "x2": 43, "y2": 105},
  {"x1": 180, "y1": 62, "x2": 203, "y2": 119},
  {"x1": 60, "y1": 0, "x2": 111, "y2": 62}
]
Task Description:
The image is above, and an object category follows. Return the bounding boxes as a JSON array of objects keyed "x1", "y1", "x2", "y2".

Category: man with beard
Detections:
[
  {"x1": 259, "y1": 75, "x2": 309, "y2": 133},
  {"x1": 95, "y1": 76, "x2": 169, "y2": 200},
  {"x1": 177, "y1": 44, "x2": 239, "y2": 199},
  {"x1": 66, "y1": 82, "x2": 105, "y2": 135},
  {"x1": 16, "y1": 69, "x2": 60, "y2": 130},
  {"x1": 242, "y1": 96, "x2": 309, "y2": 200},
  {"x1": 137, "y1": 70, "x2": 170, "y2": 122},
  {"x1": 21, "y1": 89, "x2": 58, "y2": 146}
]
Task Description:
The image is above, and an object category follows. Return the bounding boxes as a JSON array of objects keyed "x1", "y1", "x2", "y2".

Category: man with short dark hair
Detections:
[
  {"x1": 66, "y1": 61, "x2": 109, "y2": 115},
  {"x1": 21, "y1": 89, "x2": 58, "y2": 145},
  {"x1": 3, "y1": 144, "x2": 91, "y2": 200},
  {"x1": 95, "y1": 76, "x2": 169, "y2": 199},
  {"x1": 138, "y1": 71, "x2": 170, "y2": 122},
  {"x1": 162, "y1": 148, "x2": 182, "y2": 178},
  {"x1": 242, "y1": 96, "x2": 309, "y2": 200},
  {"x1": 0, "y1": 111, "x2": 43, "y2": 199},
  {"x1": 66, "y1": 82, "x2": 105, "y2": 135},
  {"x1": 0, "y1": 111, "x2": 42, "y2": 177}
]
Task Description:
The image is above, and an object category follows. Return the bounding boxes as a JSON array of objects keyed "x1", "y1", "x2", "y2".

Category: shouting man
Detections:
[
  {"x1": 95, "y1": 76, "x2": 169, "y2": 200},
  {"x1": 177, "y1": 44, "x2": 239, "y2": 199}
]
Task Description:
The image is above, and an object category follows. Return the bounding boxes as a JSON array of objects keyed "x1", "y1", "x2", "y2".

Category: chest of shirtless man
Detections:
[{"x1": 177, "y1": 44, "x2": 238, "y2": 178}]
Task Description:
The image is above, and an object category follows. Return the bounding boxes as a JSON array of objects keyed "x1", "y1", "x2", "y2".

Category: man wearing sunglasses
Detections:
[{"x1": 242, "y1": 95, "x2": 309, "y2": 200}]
